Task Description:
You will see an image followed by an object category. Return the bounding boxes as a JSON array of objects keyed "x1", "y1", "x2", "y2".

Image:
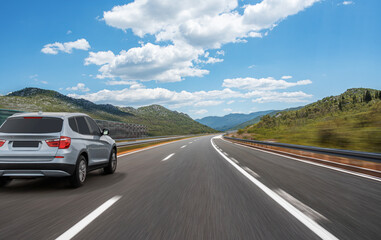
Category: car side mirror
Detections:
[{"x1": 102, "y1": 129, "x2": 109, "y2": 135}]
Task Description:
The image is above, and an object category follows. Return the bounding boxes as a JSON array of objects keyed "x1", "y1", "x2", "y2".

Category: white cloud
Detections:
[
  {"x1": 216, "y1": 50, "x2": 225, "y2": 56},
  {"x1": 41, "y1": 39, "x2": 90, "y2": 55},
  {"x1": 67, "y1": 30, "x2": 72, "y2": 35},
  {"x1": 281, "y1": 75, "x2": 292, "y2": 79},
  {"x1": 204, "y1": 57, "x2": 224, "y2": 64},
  {"x1": 224, "y1": 108, "x2": 232, "y2": 112},
  {"x1": 251, "y1": 91, "x2": 312, "y2": 103},
  {"x1": 68, "y1": 86, "x2": 242, "y2": 109},
  {"x1": 104, "y1": 0, "x2": 319, "y2": 49},
  {"x1": 85, "y1": 51, "x2": 115, "y2": 65},
  {"x1": 105, "y1": 80, "x2": 144, "y2": 89},
  {"x1": 194, "y1": 100, "x2": 223, "y2": 107},
  {"x1": 194, "y1": 109, "x2": 208, "y2": 115},
  {"x1": 248, "y1": 65, "x2": 256, "y2": 69},
  {"x1": 91, "y1": 0, "x2": 320, "y2": 82},
  {"x1": 243, "y1": 0, "x2": 319, "y2": 31},
  {"x1": 86, "y1": 43, "x2": 208, "y2": 82},
  {"x1": 227, "y1": 100, "x2": 235, "y2": 104},
  {"x1": 66, "y1": 83, "x2": 90, "y2": 92},
  {"x1": 68, "y1": 81, "x2": 312, "y2": 109},
  {"x1": 340, "y1": 1, "x2": 354, "y2": 5},
  {"x1": 103, "y1": 0, "x2": 239, "y2": 38},
  {"x1": 223, "y1": 77, "x2": 312, "y2": 91},
  {"x1": 29, "y1": 74, "x2": 47, "y2": 84}
]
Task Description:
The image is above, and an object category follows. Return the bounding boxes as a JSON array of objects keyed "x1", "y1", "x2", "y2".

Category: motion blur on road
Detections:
[{"x1": 0, "y1": 135, "x2": 380, "y2": 240}]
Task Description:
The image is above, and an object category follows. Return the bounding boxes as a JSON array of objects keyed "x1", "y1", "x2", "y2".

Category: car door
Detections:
[
  {"x1": 84, "y1": 116, "x2": 110, "y2": 163},
  {"x1": 75, "y1": 116, "x2": 98, "y2": 166}
]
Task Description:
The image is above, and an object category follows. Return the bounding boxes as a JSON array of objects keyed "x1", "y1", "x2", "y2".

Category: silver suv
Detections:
[{"x1": 0, "y1": 112, "x2": 117, "y2": 188}]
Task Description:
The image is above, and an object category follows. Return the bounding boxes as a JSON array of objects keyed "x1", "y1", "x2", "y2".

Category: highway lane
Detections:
[
  {"x1": 0, "y1": 137, "x2": 196, "y2": 240},
  {"x1": 0, "y1": 135, "x2": 379, "y2": 239},
  {"x1": 212, "y1": 136, "x2": 381, "y2": 240},
  {"x1": 74, "y1": 135, "x2": 318, "y2": 240}
]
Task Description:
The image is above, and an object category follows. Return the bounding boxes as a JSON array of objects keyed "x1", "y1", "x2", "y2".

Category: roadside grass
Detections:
[{"x1": 235, "y1": 94, "x2": 381, "y2": 153}]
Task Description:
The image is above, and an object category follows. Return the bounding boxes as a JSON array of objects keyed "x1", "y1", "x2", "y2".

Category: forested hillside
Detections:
[
  {"x1": 0, "y1": 88, "x2": 218, "y2": 136},
  {"x1": 234, "y1": 88, "x2": 381, "y2": 152}
]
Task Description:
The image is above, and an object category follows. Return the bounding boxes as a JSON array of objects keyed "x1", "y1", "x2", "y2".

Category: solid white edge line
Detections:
[
  {"x1": 211, "y1": 137, "x2": 338, "y2": 240},
  {"x1": 162, "y1": 153, "x2": 175, "y2": 161},
  {"x1": 219, "y1": 137, "x2": 381, "y2": 183},
  {"x1": 56, "y1": 196, "x2": 122, "y2": 240}
]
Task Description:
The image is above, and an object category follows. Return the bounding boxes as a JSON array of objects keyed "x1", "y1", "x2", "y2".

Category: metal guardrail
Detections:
[
  {"x1": 116, "y1": 135, "x2": 188, "y2": 148},
  {"x1": 223, "y1": 136, "x2": 381, "y2": 163}
]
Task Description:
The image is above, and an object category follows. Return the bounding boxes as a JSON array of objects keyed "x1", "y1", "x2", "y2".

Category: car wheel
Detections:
[
  {"x1": 70, "y1": 155, "x2": 87, "y2": 188},
  {"x1": 104, "y1": 148, "x2": 117, "y2": 174},
  {"x1": 0, "y1": 177, "x2": 12, "y2": 187}
]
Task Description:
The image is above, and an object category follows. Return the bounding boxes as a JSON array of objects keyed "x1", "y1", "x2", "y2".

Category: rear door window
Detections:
[
  {"x1": 68, "y1": 117, "x2": 79, "y2": 133},
  {"x1": 75, "y1": 116, "x2": 90, "y2": 135},
  {"x1": 85, "y1": 117, "x2": 101, "y2": 135},
  {"x1": 0, "y1": 117, "x2": 63, "y2": 133}
]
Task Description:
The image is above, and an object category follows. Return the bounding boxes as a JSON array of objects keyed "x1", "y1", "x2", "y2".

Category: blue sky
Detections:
[{"x1": 1, "y1": 0, "x2": 380, "y2": 118}]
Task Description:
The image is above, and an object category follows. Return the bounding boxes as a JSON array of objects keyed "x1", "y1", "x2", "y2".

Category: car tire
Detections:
[
  {"x1": 69, "y1": 155, "x2": 87, "y2": 188},
  {"x1": 104, "y1": 148, "x2": 117, "y2": 174},
  {"x1": 0, "y1": 177, "x2": 12, "y2": 187}
]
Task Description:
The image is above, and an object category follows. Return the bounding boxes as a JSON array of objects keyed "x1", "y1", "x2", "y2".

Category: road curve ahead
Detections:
[{"x1": 0, "y1": 135, "x2": 380, "y2": 240}]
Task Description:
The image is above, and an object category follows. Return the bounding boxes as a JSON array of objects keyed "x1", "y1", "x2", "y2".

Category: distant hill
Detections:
[
  {"x1": 234, "y1": 88, "x2": 381, "y2": 153},
  {"x1": 196, "y1": 110, "x2": 275, "y2": 131},
  {"x1": 230, "y1": 107, "x2": 302, "y2": 130},
  {"x1": 0, "y1": 88, "x2": 218, "y2": 136}
]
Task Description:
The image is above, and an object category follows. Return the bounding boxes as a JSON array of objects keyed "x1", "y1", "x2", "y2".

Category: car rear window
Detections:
[{"x1": 0, "y1": 117, "x2": 63, "y2": 133}]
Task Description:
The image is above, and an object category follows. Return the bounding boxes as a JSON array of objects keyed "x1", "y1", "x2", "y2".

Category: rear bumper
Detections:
[{"x1": 0, "y1": 163, "x2": 76, "y2": 178}]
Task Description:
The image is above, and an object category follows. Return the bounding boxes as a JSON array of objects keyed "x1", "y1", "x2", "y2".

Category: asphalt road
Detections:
[{"x1": 0, "y1": 135, "x2": 380, "y2": 240}]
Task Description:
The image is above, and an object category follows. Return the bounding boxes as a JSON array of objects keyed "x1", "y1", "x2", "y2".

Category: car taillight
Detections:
[
  {"x1": 46, "y1": 136, "x2": 71, "y2": 149},
  {"x1": 0, "y1": 139, "x2": 5, "y2": 147},
  {"x1": 58, "y1": 136, "x2": 71, "y2": 149}
]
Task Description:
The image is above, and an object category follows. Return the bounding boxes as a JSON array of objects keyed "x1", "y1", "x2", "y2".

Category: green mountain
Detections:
[
  {"x1": 236, "y1": 88, "x2": 381, "y2": 152},
  {"x1": 0, "y1": 88, "x2": 218, "y2": 136},
  {"x1": 196, "y1": 110, "x2": 275, "y2": 131},
  {"x1": 230, "y1": 107, "x2": 302, "y2": 130}
]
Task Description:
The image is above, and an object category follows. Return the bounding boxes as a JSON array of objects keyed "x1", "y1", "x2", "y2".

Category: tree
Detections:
[
  {"x1": 352, "y1": 95, "x2": 357, "y2": 104},
  {"x1": 338, "y1": 101, "x2": 343, "y2": 111},
  {"x1": 364, "y1": 90, "x2": 372, "y2": 103}
]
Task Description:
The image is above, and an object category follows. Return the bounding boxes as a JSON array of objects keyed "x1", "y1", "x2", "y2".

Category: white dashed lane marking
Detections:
[
  {"x1": 275, "y1": 189, "x2": 328, "y2": 221},
  {"x1": 162, "y1": 153, "x2": 175, "y2": 161},
  {"x1": 243, "y1": 166, "x2": 260, "y2": 178},
  {"x1": 56, "y1": 196, "x2": 122, "y2": 240}
]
